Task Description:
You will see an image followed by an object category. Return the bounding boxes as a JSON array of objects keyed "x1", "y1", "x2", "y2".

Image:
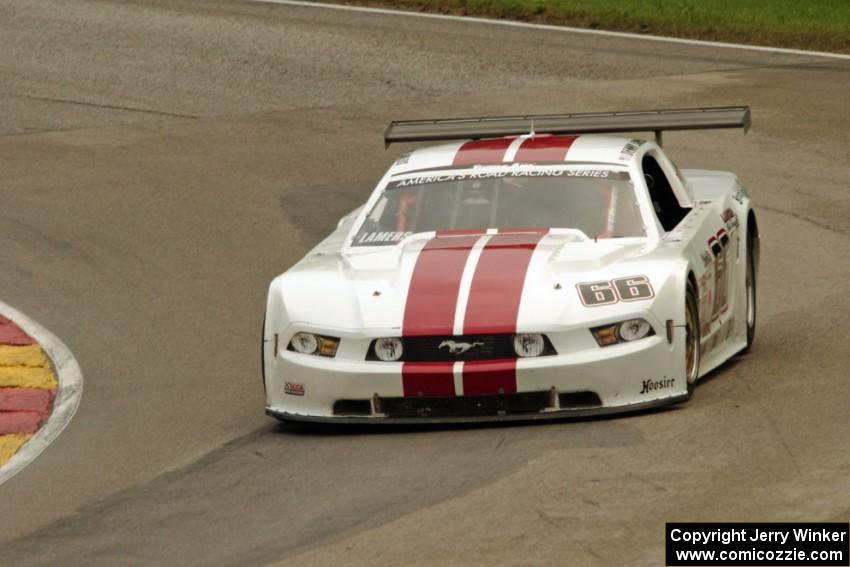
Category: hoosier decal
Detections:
[{"x1": 640, "y1": 376, "x2": 675, "y2": 395}]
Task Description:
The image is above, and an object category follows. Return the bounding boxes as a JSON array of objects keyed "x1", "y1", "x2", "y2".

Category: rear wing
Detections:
[{"x1": 384, "y1": 106, "x2": 750, "y2": 147}]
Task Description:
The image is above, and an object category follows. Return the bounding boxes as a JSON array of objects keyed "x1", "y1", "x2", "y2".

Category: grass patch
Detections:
[{"x1": 354, "y1": 0, "x2": 850, "y2": 54}]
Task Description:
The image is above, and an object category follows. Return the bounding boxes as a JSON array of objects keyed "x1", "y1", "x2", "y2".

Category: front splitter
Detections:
[{"x1": 266, "y1": 393, "x2": 689, "y2": 425}]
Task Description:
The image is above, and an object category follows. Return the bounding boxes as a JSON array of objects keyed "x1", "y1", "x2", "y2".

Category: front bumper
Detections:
[{"x1": 264, "y1": 326, "x2": 688, "y2": 422}]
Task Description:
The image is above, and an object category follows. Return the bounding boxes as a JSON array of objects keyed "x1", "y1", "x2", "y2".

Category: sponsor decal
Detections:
[
  {"x1": 640, "y1": 376, "x2": 675, "y2": 395},
  {"x1": 438, "y1": 340, "x2": 484, "y2": 355},
  {"x1": 707, "y1": 228, "x2": 731, "y2": 321},
  {"x1": 722, "y1": 208, "x2": 740, "y2": 232},
  {"x1": 356, "y1": 231, "x2": 412, "y2": 244},
  {"x1": 619, "y1": 138, "x2": 644, "y2": 161},
  {"x1": 700, "y1": 250, "x2": 713, "y2": 266},
  {"x1": 386, "y1": 168, "x2": 626, "y2": 190},
  {"x1": 560, "y1": 169, "x2": 613, "y2": 178},
  {"x1": 284, "y1": 381, "x2": 305, "y2": 396}
]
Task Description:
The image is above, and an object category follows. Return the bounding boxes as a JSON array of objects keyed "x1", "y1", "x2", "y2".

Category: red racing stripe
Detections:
[
  {"x1": 513, "y1": 135, "x2": 577, "y2": 163},
  {"x1": 403, "y1": 235, "x2": 481, "y2": 336},
  {"x1": 462, "y1": 232, "x2": 546, "y2": 394},
  {"x1": 453, "y1": 138, "x2": 514, "y2": 166},
  {"x1": 462, "y1": 360, "x2": 517, "y2": 395},
  {"x1": 436, "y1": 228, "x2": 487, "y2": 237},
  {"x1": 402, "y1": 235, "x2": 481, "y2": 396},
  {"x1": 401, "y1": 362, "x2": 456, "y2": 397},
  {"x1": 463, "y1": 232, "x2": 546, "y2": 335},
  {"x1": 496, "y1": 227, "x2": 547, "y2": 234}
]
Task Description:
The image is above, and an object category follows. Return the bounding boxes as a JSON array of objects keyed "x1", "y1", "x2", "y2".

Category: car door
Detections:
[{"x1": 640, "y1": 151, "x2": 739, "y2": 349}]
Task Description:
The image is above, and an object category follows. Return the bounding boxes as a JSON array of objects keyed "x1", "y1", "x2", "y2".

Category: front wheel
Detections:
[
  {"x1": 685, "y1": 281, "x2": 701, "y2": 396},
  {"x1": 261, "y1": 314, "x2": 267, "y2": 394},
  {"x1": 742, "y1": 232, "x2": 757, "y2": 352}
]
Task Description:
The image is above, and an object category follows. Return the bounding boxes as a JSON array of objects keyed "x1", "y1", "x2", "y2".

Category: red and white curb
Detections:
[{"x1": 0, "y1": 301, "x2": 82, "y2": 486}]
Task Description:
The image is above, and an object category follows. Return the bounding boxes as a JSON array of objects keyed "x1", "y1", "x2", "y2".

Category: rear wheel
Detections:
[{"x1": 685, "y1": 281, "x2": 701, "y2": 396}]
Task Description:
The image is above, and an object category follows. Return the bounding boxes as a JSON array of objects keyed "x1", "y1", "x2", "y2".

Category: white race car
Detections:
[{"x1": 263, "y1": 107, "x2": 758, "y2": 423}]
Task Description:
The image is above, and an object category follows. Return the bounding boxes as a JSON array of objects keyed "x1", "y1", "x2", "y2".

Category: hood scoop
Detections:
[{"x1": 549, "y1": 239, "x2": 646, "y2": 271}]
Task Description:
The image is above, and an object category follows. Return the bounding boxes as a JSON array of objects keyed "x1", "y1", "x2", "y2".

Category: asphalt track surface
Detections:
[{"x1": 1, "y1": 1, "x2": 849, "y2": 565}]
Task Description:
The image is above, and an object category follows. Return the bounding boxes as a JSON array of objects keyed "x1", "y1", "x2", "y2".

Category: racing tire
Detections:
[
  {"x1": 685, "y1": 281, "x2": 701, "y2": 397},
  {"x1": 741, "y1": 231, "x2": 757, "y2": 353},
  {"x1": 261, "y1": 314, "x2": 267, "y2": 394}
]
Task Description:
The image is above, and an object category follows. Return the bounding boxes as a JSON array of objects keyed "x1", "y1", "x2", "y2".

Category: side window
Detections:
[{"x1": 642, "y1": 155, "x2": 689, "y2": 231}]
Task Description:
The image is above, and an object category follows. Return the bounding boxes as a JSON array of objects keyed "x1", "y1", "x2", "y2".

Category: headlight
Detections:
[
  {"x1": 591, "y1": 319, "x2": 654, "y2": 347},
  {"x1": 288, "y1": 332, "x2": 339, "y2": 357},
  {"x1": 373, "y1": 337, "x2": 404, "y2": 361},
  {"x1": 618, "y1": 318, "x2": 652, "y2": 341},
  {"x1": 513, "y1": 333, "x2": 545, "y2": 358}
]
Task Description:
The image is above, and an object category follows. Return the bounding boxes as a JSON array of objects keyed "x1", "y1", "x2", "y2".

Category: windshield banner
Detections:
[{"x1": 387, "y1": 169, "x2": 629, "y2": 189}]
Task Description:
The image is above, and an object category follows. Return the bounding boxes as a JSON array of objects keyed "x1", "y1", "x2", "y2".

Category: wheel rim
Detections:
[
  {"x1": 746, "y1": 260, "x2": 755, "y2": 328},
  {"x1": 685, "y1": 299, "x2": 699, "y2": 384}
]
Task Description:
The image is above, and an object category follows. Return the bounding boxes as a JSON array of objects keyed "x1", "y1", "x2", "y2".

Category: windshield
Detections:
[{"x1": 353, "y1": 166, "x2": 645, "y2": 246}]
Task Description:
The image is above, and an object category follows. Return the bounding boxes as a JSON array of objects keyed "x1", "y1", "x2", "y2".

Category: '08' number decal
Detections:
[{"x1": 577, "y1": 275, "x2": 655, "y2": 306}]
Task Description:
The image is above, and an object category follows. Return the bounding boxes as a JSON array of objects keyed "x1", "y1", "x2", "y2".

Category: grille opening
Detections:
[
  {"x1": 332, "y1": 399, "x2": 372, "y2": 416},
  {"x1": 366, "y1": 334, "x2": 556, "y2": 362},
  {"x1": 558, "y1": 391, "x2": 602, "y2": 408},
  {"x1": 379, "y1": 391, "x2": 552, "y2": 418}
]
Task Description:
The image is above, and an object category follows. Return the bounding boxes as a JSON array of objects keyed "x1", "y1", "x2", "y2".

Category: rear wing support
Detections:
[{"x1": 384, "y1": 106, "x2": 750, "y2": 147}]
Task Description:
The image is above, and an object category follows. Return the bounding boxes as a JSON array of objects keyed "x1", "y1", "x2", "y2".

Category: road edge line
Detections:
[
  {"x1": 0, "y1": 302, "x2": 83, "y2": 486},
  {"x1": 249, "y1": 0, "x2": 850, "y2": 61}
]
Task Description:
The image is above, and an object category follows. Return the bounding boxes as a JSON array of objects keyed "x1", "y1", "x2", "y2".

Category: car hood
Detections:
[{"x1": 272, "y1": 233, "x2": 678, "y2": 334}]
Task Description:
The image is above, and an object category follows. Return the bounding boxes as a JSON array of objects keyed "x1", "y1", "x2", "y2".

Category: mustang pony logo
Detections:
[{"x1": 438, "y1": 340, "x2": 485, "y2": 355}]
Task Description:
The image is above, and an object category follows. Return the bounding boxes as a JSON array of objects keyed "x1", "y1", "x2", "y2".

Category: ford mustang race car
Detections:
[{"x1": 263, "y1": 106, "x2": 759, "y2": 422}]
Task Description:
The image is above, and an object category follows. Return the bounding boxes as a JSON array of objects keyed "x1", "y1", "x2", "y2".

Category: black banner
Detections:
[{"x1": 666, "y1": 523, "x2": 849, "y2": 566}]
